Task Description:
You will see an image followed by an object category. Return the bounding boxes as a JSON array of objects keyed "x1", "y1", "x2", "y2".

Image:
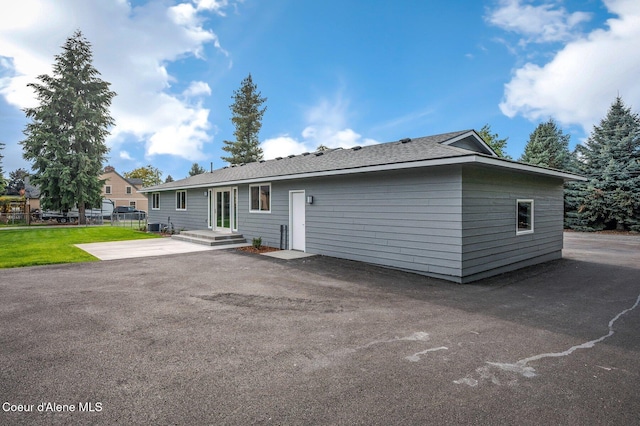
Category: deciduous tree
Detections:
[
  {"x1": 221, "y1": 74, "x2": 267, "y2": 165},
  {"x1": 21, "y1": 30, "x2": 115, "y2": 223},
  {"x1": 124, "y1": 165, "x2": 162, "y2": 187}
]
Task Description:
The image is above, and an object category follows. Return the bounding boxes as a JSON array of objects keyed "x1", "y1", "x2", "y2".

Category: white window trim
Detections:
[
  {"x1": 516, "y1": 199, "x2": 534, "y2": 235},
  {"x1": 126, "y1": 186, "x2": 132, "y2": 194},
  {"x1": 152, "y1": 193, "x2": 160, "y2": 210},
  {"x1": 249, "y1": 183, "x2": 271, "y2": 213},
  {"x1": 105, "y1": 185, "x2": 112, "y2": 194},
  {"x1": 176, "y1": 190, "x2": 187, "y2": 211},
  {"x1": 233, "y1": 187, "x2": 239, "y2": 231}
]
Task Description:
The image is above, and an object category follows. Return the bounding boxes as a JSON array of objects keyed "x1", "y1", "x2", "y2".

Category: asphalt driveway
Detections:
[{"x1": 1, "y1": 232, "x2": 639, "y2": 425}]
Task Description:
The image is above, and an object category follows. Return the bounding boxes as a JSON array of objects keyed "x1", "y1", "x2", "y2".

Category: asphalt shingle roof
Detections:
[{"x1": 143, "y1": 130, "x2": 483, "y2": 191}]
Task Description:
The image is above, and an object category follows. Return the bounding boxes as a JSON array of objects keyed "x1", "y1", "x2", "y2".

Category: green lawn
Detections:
[{"x1": 0, "y1": 226, "x2": 159, "y2": 268}]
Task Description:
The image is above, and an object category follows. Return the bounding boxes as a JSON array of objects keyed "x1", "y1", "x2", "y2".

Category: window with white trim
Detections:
[
  {"x1": 105, "y1": 185, "x2": 112, "y2": 194},
  {"x1": 129, "y1": 201, "x2": 136, "y2": 208},
  {"x1": 516, "y1": 199, "x2": 534, "y2": 235},
  {"x1": 152, "y1": 193, "x2": 160, "y2": 210},
  {"x1": 176, "y1": 190, "x2": 187, "y2": 210},
  {"x1": 249, "y1": 184, "x2": 271, "y2": 212},
  {"x1": 126, "y1": 186, "x2": 132, "y2": 194}
]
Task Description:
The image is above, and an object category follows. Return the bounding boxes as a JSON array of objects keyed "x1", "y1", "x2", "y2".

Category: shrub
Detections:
[{"x1": 252, "y1": 237, "x2": 262, "y2": 249}]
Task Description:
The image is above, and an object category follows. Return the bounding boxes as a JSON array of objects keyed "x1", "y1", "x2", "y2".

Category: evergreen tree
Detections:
[
  {"x1": 519, "y1": 120, "x2": 581, "y2": 230},
  {"x1": 188, "y1": 163, "x2": 206, "y2": 176},
  {"x1": 519, "y1": 119, "x2": 573, "y2": 171},
  {"x1": 569, "y1": 97, "x2": 640, "y2": 231},
  {"x1": 124, "y1": 165, "x2": 162, "y2": 187},
  {"x1": 477, "y1": 124, "x2": 511, "y2": 159},
  {"x1": 6, "y1": 168, "x2": 30, "y2": 195},
  {"x1": 0, "y1": 142, "x2": 5, "y2": 195},
  {"x1": 165, "y1": 175, "x2": 174, "y2": 183},
  {"x1": 221, "y1": 74, "x2": 267, "y2": 165},
  {"x1": 21, "y1": 30, "x2": 115, "y2": 223}
]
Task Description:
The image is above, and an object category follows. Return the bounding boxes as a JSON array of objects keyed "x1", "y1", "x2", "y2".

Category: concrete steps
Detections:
[{"x1": 172, "y1": 230, "x2": 247, "y2": 247}]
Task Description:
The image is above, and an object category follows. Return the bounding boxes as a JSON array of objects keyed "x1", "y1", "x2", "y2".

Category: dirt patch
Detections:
[{"x1": 237, "y1": 245, "x2": 281, "y2": 254}]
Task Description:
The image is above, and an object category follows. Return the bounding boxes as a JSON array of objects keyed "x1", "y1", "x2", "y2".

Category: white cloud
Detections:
[
  {"x1": 183, "y1": 81, "x2": 212, "y2": 98},
  {"x1": 261, "y1": 95, "x2": 378, "y2": 160},
  {"x1": 119, "y1": 151, "x2": 134, "y2": 161},
  {"x1": 0, "y1": 0, "x2": 234, "y2": 162},
  {"x1": 487, "y1": 0, "x2": 592, "y2": 44},
  {"x1": 147, "y1": 107, "x2": 211, "y2": 160},
  {"x1": 194, "y1": 0, "x2": 231, "y2": 16},
  {"x1": 498, "y1": 0, "x2": 640, "y2": 133},
  {"x1": 262, "y1": 136, "x2": 307, "y2": 160}
]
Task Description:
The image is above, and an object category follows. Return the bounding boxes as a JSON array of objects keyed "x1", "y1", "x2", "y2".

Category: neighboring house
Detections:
[
  {"x1": 140, "y1": 130, "x2": 585, "y2": 283},
  {"x1": 101, "y1": 168, "x2": 148, "y2": 212},
  {"x1": 23, "y1": 176, "x2": 41, "y2": 212}
]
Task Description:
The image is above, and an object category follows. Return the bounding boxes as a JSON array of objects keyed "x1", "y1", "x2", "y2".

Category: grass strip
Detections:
[{"x1": 0, "y1": 226, "x2": 158, "y2": 268}]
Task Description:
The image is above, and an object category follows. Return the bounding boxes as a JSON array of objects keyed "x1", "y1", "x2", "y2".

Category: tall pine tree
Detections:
[
  {"x1": 21, "y1": 30, "x2": 115, "y2": 224},
  {"x1": 519, "y1": 119, "x2": 573, "y2": 171},
  {"x1": 188, "y1": 162, "x2": 206, "y2": 176},
  {"x1": 568, "y1": 97, "x2": 640, "y2": 231},
  {"x1": 221, "y1": 74, "x2": 266, "y2": 165},
  {"x1": 518, "y1": 119, "x2": 580, "y2": 229}
]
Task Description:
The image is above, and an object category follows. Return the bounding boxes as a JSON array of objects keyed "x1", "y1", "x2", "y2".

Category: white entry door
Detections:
[{"x1": 290, "y1": 191, "x2": 306, "y2": 251}]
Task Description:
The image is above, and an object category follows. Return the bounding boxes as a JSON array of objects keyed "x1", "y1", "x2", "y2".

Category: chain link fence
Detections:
[{"x1": 110, "y1": 212, "x2": 148, "y2": 230}]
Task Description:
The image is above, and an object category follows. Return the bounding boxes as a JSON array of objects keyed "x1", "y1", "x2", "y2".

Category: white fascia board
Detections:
[{"x1": 472, "y1": 156, "x2": 587, "y2": 181}]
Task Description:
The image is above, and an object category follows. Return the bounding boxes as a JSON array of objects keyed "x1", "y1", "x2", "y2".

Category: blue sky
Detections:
[{"x1": 1, "y1": 0, "x2": 638, "y2": 182}]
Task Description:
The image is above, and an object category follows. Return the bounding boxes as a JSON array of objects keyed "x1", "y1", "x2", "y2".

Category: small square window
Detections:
[
  {"x1": 249, "y1": 184, "x2": 271, "y2": 212},
  {"x1": 516, "y1": 199, "x2": 534, "y2": 235}
]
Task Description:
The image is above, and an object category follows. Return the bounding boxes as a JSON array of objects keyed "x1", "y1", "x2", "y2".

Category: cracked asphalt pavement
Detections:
[{"x1": 1, "y1": 232, "x2": 639, "y2": 425}]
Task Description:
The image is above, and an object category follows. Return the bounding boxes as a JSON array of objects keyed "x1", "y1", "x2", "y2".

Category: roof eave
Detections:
[
  {"x1": 140, "y1": 154, "x2": 585, "y2": 192},
  {"x1": 472, "y1": 156, "x2": 587, "y2": 181}
]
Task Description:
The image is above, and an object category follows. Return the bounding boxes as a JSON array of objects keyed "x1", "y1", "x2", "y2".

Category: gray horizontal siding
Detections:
[
  {"x1": 302, "y1": 168, "x2": 463, "y2": 277},
  {"x1": 147, "y1": 189, "x2": 210, "y2": 231},
  {"x1": 145, "y1": 163, "x2": 566, "y2": 284},
  {"x1": 149, "y1": 168, "x2": 464, "y2": 279},
  {"x1": 236, "y1": 182, "x2": 289, "y2": 248},
  {"x1": 238, "y1": 168, "x2": 463, "y2": 277},
  {"x1": 461, "y1": 165, "x2": 565, "y2": 281}
]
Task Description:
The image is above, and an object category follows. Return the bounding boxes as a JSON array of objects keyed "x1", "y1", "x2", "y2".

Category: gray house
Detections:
[{"x1": 140, "y1": 130, "x2": 584, "y2": 283}]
